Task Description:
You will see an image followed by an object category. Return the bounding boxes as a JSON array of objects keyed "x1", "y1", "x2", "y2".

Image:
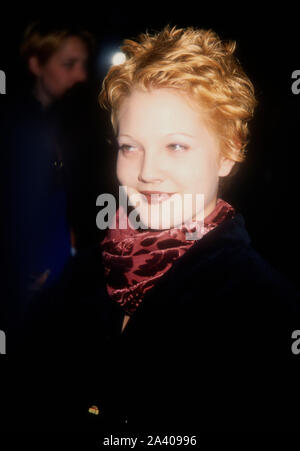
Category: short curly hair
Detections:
[{"x1": 99, "y1": 24, "x2": 258, "y2": 163}]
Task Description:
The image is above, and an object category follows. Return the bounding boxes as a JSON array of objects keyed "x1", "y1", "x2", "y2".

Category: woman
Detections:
[
  {"x1": 15, "y1": 25, "x2": 300, "y2": 448},
  {"x1": 2, "y1": 21, "x2": 96, "y2": 315},
  {"x1": 20, "y1": 20, "x2": 92, "y2": 108}
]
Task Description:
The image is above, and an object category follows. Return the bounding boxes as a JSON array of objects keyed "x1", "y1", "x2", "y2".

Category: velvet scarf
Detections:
[{"x1": 100, "y1": 198, "x2": 235, "y2": 315}]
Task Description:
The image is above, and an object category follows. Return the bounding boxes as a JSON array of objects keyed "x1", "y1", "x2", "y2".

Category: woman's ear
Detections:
[
  {"x1": 218, "y1": 155, "x2": 236, "y2": 177},
  {"x1": 28, "y1": 55, "x2": 42, "y2": 77}
]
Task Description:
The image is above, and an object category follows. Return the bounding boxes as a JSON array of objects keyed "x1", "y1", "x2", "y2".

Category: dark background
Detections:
[{"x1": 1, "y1": 4, "x2": 299, "y2": 289}]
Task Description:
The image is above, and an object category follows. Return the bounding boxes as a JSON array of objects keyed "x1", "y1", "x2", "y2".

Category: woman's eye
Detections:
[
  {"x1": 168, "y1": 143, "x2": 188, "y2": 152},
  {"x1": 118, "y1": 144, "x2": 136, "y2": 153}
]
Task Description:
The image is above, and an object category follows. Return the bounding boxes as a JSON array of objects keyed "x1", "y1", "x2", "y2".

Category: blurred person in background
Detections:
[
  {"x1": 1, "y1": 20, "x2": 99, "y2": 325},
  {"x1": 21, "y1": 20, "x2": 91, "y2": 108}
]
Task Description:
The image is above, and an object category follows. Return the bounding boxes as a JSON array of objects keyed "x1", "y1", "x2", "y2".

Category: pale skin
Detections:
[
  {"x1": 28, "y1": 36, "x2": 88, "y2": 108},
  {"x1": 122, "y1": 315, "x2": 130, "y2": 332},
  {"x1": 117, "y1": 87, "x2": 237, "y2": 332}
]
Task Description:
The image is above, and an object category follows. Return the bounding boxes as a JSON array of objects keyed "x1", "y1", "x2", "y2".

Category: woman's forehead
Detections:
[{"x1": 117, "y1": 88, "x2": 213, "y2": 141}]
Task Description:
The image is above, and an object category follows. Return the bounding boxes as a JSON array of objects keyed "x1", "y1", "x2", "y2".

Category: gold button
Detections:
[{"x1": 88, "y1": 405, "x2": 100, "y2": 415}]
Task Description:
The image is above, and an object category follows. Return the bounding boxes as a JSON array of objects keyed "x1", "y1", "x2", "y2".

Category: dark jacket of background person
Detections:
[
  {"x1": 0, "y1": 82, "x2": 108, "y2": 329},
  {"x1": 8, "y1": 209, "x2": 300, "y2": 449},
  {"x1": 52, "y1": 82, "x2": 113, "y2": 250},
  {"x1": 1, "y1": 89, "x2": 72, "y2": 313}
]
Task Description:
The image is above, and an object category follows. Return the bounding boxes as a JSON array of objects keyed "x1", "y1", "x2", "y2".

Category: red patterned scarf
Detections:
[{"x1": 100, "y1": 198, "x2": 235, "y2": 315}]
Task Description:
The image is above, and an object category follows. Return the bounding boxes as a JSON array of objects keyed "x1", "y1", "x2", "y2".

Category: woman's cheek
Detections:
[
  {"x1": 116, "y1": 157, "x2": 127, "y2": 185},
  {"x1": 117, "y1": 161, "x2": 137, "y2": 187}
]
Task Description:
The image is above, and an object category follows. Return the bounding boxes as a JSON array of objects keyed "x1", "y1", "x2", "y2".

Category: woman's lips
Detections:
[{"x1": 140, "y1": 191, "x2": 176, "y2": 204}]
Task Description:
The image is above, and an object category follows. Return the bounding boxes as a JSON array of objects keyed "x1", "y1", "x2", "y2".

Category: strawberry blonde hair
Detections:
[{"x1": 98, "y1": 25, "x2": 258, "y2": 163}]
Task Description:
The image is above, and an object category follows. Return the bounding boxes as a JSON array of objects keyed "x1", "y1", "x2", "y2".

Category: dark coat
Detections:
[
  {"x1": 10, "y1": 212, "x2": 300, "y2": 449},
  {"x1": 1, "y1": 91, "x2": 72, "y2": 312}
]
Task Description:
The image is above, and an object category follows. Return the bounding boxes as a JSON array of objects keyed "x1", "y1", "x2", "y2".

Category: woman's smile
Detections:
[{"x1": 139, "y1": 190, "x2": 177, "y2": 204}]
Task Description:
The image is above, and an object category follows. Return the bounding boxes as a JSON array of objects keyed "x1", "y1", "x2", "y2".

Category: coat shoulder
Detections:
[{"x1": 225, "y1": 243, "x2": 298, "y2": 296}]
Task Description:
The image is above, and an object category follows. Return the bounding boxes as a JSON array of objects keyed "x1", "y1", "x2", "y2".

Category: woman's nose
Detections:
[{"x1": 138, "y1": 153, "x2": 163, "y2": 184}]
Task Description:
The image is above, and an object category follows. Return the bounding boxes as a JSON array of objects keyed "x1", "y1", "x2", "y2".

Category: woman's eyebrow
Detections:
[
  {"x1": 117, "y1": 134, "x2": 134, "y2": 139},
  {"x1": 117, "y1": 132, "x2": 195, "y2": 140},
  {"x1": 166, "y1": 132, "x2": 195, "y2": 138}
]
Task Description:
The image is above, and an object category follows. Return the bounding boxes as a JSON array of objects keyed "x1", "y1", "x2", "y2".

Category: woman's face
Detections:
[
  {"x1": 30, "y1": 36, "x2": 88, "y2": 105},
  {"x1": 116, "y1": 87, "x2": 234, "y2": 230}
]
